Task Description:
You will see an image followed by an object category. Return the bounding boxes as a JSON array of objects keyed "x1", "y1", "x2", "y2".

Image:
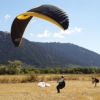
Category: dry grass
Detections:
[
  {"x1": 0, "y1": 74, "x2": 100, "y2": 100},
  {"x1": 0, "y1": 74, "x2": 100, "y2": 83},
  {"x1": 0, "y1": 81, "x2": 100, "y2": 100}
]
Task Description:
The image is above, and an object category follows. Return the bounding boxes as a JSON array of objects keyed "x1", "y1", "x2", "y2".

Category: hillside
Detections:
[{"x1": 0, "y1": 31, "x2": 100, "y2": 67}]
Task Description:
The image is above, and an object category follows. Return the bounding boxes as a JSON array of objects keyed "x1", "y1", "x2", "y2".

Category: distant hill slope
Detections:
[{"x1": 0, "y1": 31, "x2": 100, "y2": 67}]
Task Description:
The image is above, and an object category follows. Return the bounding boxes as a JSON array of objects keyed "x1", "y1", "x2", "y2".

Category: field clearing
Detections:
[{"x1": 0, "y1": 75, "x2": 100, "y2": 100}]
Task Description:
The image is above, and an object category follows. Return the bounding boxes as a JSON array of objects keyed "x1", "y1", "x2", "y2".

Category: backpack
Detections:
[
  {"x1": 61, "y1": 80, "x2": 65, "y2": 88},
  {"x1": 59, "y1": 80, "x2": 65, "y2": 89},
  {"x1": 95, "y1": 78, "x2": 99, "y2": 83}
]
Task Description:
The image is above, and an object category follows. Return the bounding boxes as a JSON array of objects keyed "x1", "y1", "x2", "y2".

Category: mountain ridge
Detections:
[{"x1": 0, "y1": 31, "x2": 100, "y2": 67}]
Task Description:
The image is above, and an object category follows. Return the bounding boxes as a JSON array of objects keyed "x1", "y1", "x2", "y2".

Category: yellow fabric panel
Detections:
[
  {"x1": 17, "y1": 15, "x2": 30, "y2": 19},
  {"x1": 17, "y1": 12, "x2": 64, "y2": 30}
]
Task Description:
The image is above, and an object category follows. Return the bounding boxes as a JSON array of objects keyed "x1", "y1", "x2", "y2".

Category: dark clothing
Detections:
[
  {"x1": 56, "y1": 80, "x2": 65, "y2": 93},
  {"x1": 92, "y1": 77, "x2": 99, "y2": 87},
  {"x1": 92, "y1": 77, "x2": 99, "y2": 83},
  {"x1": 95, "y1": 78, "x2": 99, "y2": 83}
]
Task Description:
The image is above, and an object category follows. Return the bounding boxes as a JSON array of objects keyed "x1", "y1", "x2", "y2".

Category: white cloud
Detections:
[
  {"x1": 53, "y1": 27, "x2": 82, "y2": 38},
  {"x1": 36, "y1": 27, "x2": 82, "y2": 39},
  {"x1": 0, "y1": 19, "x2": 1, "y2": 22},
  {"x1": 62, "y1": 27, "x2": 82, "y2": 34},
  {"x1": 38, "y1": 30, "x2": 51, "y2": 38},
  {"x1": 73, "y1": 27, "x2": 82, "y2": 32},
  {"x1": 4, "y1": 14, "x2": 10, "y2": 21},
  {"x1": 53, "y1": 32, "x2": 65, "y2": 38},
  {"x1": 30, "y1": 20, "x2": 36, "y2": 23},
  {"x1": 30, "y1": 33, "x2": 34, "y2": 36}
]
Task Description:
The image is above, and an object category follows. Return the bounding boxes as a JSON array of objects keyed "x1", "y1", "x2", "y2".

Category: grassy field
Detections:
[{"x1": 0, "y1": 74, "x2": 100, "y2": 100}]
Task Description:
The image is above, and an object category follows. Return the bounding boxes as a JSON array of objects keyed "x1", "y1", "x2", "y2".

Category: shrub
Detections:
[{"x1": 28, "y1": 71, "x2": 39, "y2": 82}]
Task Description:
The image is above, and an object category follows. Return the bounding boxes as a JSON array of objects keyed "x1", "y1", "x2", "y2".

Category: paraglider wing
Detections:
[
  {"x1": 11, "y1": 16, "x2": 32, "y2": 46},
  {"x1": 11, "y1": 4, "x2": 69, "y2": 47},
  {"x1": 38, "y1": 82, "x2": 46, "y2": 87},
  {"x1": 38, "y1": 82, "x2": 51, "y2": 87}
]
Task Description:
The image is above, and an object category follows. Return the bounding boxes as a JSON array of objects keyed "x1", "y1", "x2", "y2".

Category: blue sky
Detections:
[{"x1": 1, "y1": 0, "x2": 100, "y2": 54}]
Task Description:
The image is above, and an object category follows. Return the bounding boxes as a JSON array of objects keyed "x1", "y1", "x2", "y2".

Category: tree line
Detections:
[{"x1": 0, "y1": 60, "x2": 100, "y2": 75}]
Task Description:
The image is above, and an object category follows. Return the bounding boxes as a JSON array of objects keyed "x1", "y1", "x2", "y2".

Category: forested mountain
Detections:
[{"x1": 0, "y1": 31, "x2": 100, "y2": 67}]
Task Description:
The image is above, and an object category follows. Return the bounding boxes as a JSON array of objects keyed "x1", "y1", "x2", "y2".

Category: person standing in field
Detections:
[
  {"x1": 56, "y1": 76, "x2": 65, "y2": 93},
  {"x1": 92, "y1": 77, "x2": 99, "y2": 87}
]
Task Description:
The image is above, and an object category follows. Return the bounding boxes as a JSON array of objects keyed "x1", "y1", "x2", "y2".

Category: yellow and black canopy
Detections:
[{"x1": 11, "y1": 4, "x2": 69, "y2": 47}]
